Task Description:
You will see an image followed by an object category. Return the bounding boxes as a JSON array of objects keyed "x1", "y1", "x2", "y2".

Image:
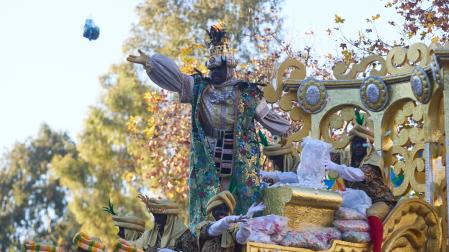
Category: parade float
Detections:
[
  {"x1": 26, "y1": 23, "x2": 449, "y2": 251},
  {"x1": 243, "y1": 43, "x2": 448, "y2": 252}
]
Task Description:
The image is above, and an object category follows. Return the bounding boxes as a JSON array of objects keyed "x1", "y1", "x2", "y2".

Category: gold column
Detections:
[{"x1": 435, "y1": 48, "x2": 449, "y2": 249}]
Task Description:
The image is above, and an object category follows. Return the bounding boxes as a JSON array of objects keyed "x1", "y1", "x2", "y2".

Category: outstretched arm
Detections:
[
  {"x1": 255, "y1": 98, "x2": 290, "y2": 136},
  {"x1": 127, "y1": 50, "x2": 194, "y2": 103},
  {"x1": 325, "y1": 160, "x2": 365, "y2": 182}
]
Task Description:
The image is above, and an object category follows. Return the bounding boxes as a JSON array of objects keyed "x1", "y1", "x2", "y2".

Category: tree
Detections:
[
  {"x1": 0, "y1": 124, "x2": 80, "y2": 251},
  {"x1": 49, "y1": 63, "x2": 154, "y2": 245},
  {"x1": 124, "y1": 0, "x2": 284, "y2": 60},
  {"x1": 326, "y1": 0, "x2": 449, "y2": 67},
  {"x1": 122, "y1": 0, "x2": 285, "y2": 209}
]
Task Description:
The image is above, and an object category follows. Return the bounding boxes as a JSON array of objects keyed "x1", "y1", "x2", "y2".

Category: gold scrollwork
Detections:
[
  {"x1": 382, "y1": 100, "x2": 426, "y2": 196},
  {"x1": 333, "y1": 54, "x2": 386, "y2": 80},
  {"x1": 264, "y1": 58, "x2": 311, "y2": 143},
  {"x1": 332, "y1": 43, "x2": 432, "y2": 80},
  {"x1": 320, "y1": 106, "x2": 373, "y2": 149},
  {"x1": 386, "y1": 42, "x2": 431, "y2": 75},
  {"x1": 264, "y1": 58, "x2": 306, "y2": 103},
  {"x1": 382, "y1": 198, "x2": 442, "y2": 252}
]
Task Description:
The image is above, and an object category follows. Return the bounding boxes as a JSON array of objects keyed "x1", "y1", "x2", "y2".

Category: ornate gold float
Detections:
[
  {"x1": 255, "y1": 43, "x2": 449, "y2": 252},
  {"x1": 245, "y1": 197, "x2": 441, "y2": 252},
  {"x1": 263, "y1": 186, "x2": 342, "y2": 230}
]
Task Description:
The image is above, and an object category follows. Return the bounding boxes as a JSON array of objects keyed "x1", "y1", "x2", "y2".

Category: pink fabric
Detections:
[
  {"x1": 333, "y1": 220, "x2": 370, "y2": 232},
  {"x1": 248, "y1": 215, "x2": 289, "y2": 244},
  {"x1": 335, "y1": 207, "x2": 367, "y2": 220},
  {"x1": 279, "y1": 228, "x2": 341, "y2": 250}
]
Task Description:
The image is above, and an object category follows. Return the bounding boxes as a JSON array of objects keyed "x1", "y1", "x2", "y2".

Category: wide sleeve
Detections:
[
  {"x1": 126, "y1": 230, "x2": 150, "y2": 249},
  {"x1": 336, "y1": 164, "x2": 365, "y2": 182},
  {"x1": 145, "y1": 53, "x2": 194, "y2": 103},
  {"x1": 255, "y1": 98, "x2": 290, "y2": 135}
]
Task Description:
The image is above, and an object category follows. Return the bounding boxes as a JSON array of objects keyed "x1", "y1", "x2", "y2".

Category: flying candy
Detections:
[{"x1": 83, "y1": 18, "x2": 100, "y2": 41}]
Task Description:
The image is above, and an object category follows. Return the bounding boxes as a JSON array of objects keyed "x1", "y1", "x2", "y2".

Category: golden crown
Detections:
[{"x1": 206, "y1": 22, "x2": 236, "y2": 69}]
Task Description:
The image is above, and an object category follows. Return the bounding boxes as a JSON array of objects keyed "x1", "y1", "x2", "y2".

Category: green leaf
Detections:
[
  {"x1": 355, "y1": 110, "x2": 364, "y2": 126},
  {"x1": 103, "y1": 199, "x2": 116, "y2": 215},
  {"x1": 258, "y1": 130, "x2": 269, "y2": 146}
]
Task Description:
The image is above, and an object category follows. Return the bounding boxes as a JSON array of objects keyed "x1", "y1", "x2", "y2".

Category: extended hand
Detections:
[
  {"x1": 324, "y1": 160, "x2": 340, "y2": 172},
  {"x1": 246, "y1": 202, "x2": 266, "y2": 218},
  {"x1": 208, "y1": 215, "x2": 249, "y2": 237},
  {"x1": 260, "y1": 170, "x2": 279, "y2": 184},
  {"x1": 137, "y1": 193, "x2": 152, "y2": 208},
  {"x1": 225, "y1": 215, "x2": 249, "y2": 224},
  {"x1": 127, "y1": 49, "x2": 148, "y2": 65}
]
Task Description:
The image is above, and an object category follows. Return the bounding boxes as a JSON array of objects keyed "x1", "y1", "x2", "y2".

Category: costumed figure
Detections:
[
  {"x1": 324, "y1": 113, "x2": 396, "y2": 252},
  {"x1": 195, "y1": 191, "x2": 265, "y2": 252},
  {"x1": 125, "y1": 194, "x2": 197, "y2": 252},
  {"x1": 127, "y1": 22, "x2": 290, "y2": 227},
  {"x1": 112, "y1": 215, "x2": 146, "y2": 241},
  {"x1": 103, "y1": 199, "x2": 146, "y2": 241}
]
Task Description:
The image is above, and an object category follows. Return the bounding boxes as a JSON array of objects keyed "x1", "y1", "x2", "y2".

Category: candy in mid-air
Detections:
[{"x1": 83, "y1": 18, "x2": 100, "y2": 41}]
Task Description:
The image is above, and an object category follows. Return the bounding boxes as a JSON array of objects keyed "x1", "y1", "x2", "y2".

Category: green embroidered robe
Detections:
[{"x1": 188, "y1": 75, "x2": 262, "y2": 228}]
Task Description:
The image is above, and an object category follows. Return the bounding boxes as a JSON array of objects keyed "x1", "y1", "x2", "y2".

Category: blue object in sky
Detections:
[{"x1": 83, "y1": 18, "x2": 100, "y2": 41}]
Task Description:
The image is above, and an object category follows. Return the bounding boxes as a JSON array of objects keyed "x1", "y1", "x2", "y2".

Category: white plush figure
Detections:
[{"x1": 296, "y1": 137, "x2": 332, "y2": 189}]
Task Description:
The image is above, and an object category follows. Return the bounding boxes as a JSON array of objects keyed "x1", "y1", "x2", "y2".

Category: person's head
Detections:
[
  {"x1": 205, "y1": 22, "x2": 236, "y2": 85},
  {"x1": 211, "y1": 203, "x2": 230, "y2": 220},
  {"x1": 206, "y1": 191, "x2": 236, "y2": 220},
  {"x1": 209, "y1": 63, "x2": 228, "y2": 84},
  {"x1": 350, "y1": 136, "x2": 367, "y2": 162}
]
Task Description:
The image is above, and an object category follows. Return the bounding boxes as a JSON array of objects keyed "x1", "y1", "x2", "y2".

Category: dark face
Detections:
[
  {"x1": 351, "y1": 136, "x2": 367, "y2": 162},
  {"x1": 117, "y1": 227, "x2": 125, "y2": 239},
  {"x1": 209, "y1": 64, "x2": 228, "y2": 84},
  {"x1": 153, "y1": 213, "x2": 167, "y2": 227},
  {"x1": 212, "y1": 203, "x2": 230, "y2": 220}
]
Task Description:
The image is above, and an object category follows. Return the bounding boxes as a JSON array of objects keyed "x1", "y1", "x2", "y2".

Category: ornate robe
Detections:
[
  {"x1": 343, "y1": 149, "x2": 396, "y2": 208},
  {"x1": 127, "y1": 223, "x2": 197, "y2": 252},
  {"x1": 345, "y1": 164, "x2": 396, "y2": 208},
  {"x1": 145, "y1": 54, "x2": 290, "y2": 228}
]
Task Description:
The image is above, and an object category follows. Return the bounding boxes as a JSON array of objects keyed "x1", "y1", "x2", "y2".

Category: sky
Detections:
[{"x1": 0, "y1": 0, "x2": 406, "y2": 152}]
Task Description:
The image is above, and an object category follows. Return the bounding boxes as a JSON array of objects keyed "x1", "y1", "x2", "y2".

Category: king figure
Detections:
[{"x1": 127, "y1": 22, "x2": 290, "y2": 227}]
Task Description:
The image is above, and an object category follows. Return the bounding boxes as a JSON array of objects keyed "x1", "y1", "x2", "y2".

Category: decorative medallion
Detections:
[
  {"x1": 430, "y1": 54, "x2": 442, "y2": 86},
  {"x1": 297, "y1": 77, "x2": 328, "y2": 114},
  {"x1": 360, "y1": 76, "x2": 389, "y2": 112},
  {"x1": 410, "y1": 66, "x2": 432, "y2": 104}
]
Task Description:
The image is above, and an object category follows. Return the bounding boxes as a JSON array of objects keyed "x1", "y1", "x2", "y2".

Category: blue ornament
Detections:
[
  {"x1": 390, "y1": 167, "x2": 404, "y2": 188},
  {"x1": 83, "y1": 18, "x2": 100, "y2": 41},
  {"x1": 323, "y1": 178, "x2": 335, "y2": 190}
]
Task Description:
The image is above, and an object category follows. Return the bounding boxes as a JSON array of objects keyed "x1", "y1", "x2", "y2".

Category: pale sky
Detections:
[{"x1": 0, "y1": 0, "x2": 406, "y2": 151}]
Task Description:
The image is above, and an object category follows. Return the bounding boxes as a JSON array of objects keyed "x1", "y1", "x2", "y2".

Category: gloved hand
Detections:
[
  {"x1": 236, "y1": 222, "x2": 251, "y2": 244},
  {"x1": 157, "y1": 248, "x2": 176, "y2": 252},
  {"x1": 324, "y1": 160, "x2": 365, "y2": 182},
  {"x1": 246, "y1": 202, "x2": 266, "y2": 218},
  {"x1": 260, "y1": 170, "x2": 280, "y2": 183},
  {"x1": 207, "y1": 215, "x2": 248, "y2": 237},
  {"x1": 324, "y1": 160, "x2": 340, "y2": 172}
]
